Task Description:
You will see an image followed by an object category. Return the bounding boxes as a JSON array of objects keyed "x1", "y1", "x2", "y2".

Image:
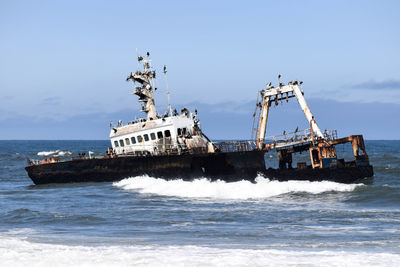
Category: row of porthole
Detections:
[{"x1": 114, "y1": 130, "x2": 171, "y2": 148}]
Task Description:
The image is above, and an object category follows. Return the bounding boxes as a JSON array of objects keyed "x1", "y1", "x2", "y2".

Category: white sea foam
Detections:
[
  {"x1": 37, "y1": 150, "x2": 72, "y2": 157},
  {"x1": 113, "y1": 175, "x2": 362, "y2": 200},
  {"x1": 37, "y1": 150, "x2": 60, "y2": 156},
  {"x1": 0, "y1": 235, "x2": 399, "y2": 267}
]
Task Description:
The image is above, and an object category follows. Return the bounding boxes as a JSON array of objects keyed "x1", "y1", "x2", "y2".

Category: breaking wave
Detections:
[
  {"x1": 37, "y1": 150, "x2": 72, "y2": 157},
  {"x1": 0, "y1": 235, "x2": 399, "y2": 267},
  {"x1": 113, "y1": 175, "x2": 363, "y2": 200}
]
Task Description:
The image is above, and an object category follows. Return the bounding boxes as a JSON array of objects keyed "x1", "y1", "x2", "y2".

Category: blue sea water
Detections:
[{"x1": 0, "y1": 140, "x2": 399, "y2": 266}]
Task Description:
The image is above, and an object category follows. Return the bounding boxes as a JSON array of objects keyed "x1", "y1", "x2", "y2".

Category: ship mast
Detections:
[
  {"x1": 126, "y1": 52, "x2": 157, "y2": 120},
  {"x1": 163, "y1": 65, "x2": 173, "y2": 116}
]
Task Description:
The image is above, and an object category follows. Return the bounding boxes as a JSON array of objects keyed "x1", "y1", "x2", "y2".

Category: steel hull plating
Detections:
[
  {"x1": 264, "y1": 165, "x2": 374, "y2": 184},
  {"x1": 25, "y1": 151, "x2": 266, "y2": 185},
  {"x1": 25, "y1": 151, "x2": 373, "y2": 185}
]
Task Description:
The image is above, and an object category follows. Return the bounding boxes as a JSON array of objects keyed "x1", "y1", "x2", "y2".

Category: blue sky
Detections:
[{"x1": 0, "y1": 0, "x2": 399, "y2": 139}]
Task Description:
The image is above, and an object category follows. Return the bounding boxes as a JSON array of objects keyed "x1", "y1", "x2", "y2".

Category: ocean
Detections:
[{"x1": 0, "y1": 140, "x2": 399, "y2": 266}]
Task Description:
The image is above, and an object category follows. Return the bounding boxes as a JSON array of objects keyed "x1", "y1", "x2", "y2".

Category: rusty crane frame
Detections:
[
  {"x1": 213, "y1": 77, "x2": 370, "y2": 171},
  {"x1": 250, "y1": 77, "x2": 370, "y2": 170}
]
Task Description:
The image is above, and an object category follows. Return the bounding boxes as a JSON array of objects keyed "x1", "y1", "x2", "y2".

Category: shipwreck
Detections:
[{"x1": 26, "y1": 53, "x2": 373, "y2": 185}]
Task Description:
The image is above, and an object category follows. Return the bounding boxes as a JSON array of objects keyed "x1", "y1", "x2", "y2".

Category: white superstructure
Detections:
[{"x1": 109, "y1": 52, "x2": 212, "y2": 156}]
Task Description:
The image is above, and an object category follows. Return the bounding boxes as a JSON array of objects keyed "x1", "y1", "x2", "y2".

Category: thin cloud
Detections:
[
  {"x1": 352, "y1": 80, "x2": 400, "y2": 90},
  {"x1": 41, "y1": 96, "x2": 62, "y2": 105},
  {"x1": 3, "y1": 95, "x2": 14, "y2": 101}
]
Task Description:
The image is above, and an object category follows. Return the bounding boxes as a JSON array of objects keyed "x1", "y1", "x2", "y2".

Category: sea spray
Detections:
[
  {"x1": 113, "y1": 175, "x2": 363, "y2": 200},
  {"x1": 37, "y1": 150, "x2": 72, "y2": 157}
]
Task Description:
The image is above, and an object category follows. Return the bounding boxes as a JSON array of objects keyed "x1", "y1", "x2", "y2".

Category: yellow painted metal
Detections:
[{"x1": 256, "y1": 97, "x2": 270, "y2": 149}]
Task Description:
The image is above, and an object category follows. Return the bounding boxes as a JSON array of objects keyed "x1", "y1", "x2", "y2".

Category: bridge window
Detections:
[
  {"x1": 144, "y1": 134, "x2": 149, "y2": 141},
  {"x1": 137, "y1": 135, "x2": 143, "y2": 142},
  {"x1": 131, "y1": 137, "x2": 136, "y2": 144},
  {"x1": 150, "y1": 133, "x2": 156, "y2": 140},
  {"x1": 177, "y1": 128, "x2": 182, "y2": 136},
  {"x1": 157, "y1": 131, "x2": 163, "y2": 139},
  {"x1": 114, "y1": 141, "x2": 119, "y2": 147},
  {"x1": 119, "y1": 140, "x2": 124, "y2": 147},
  {"x1": 164, "y1": 130, "x2": 171, "y2": 137},
  {"x1": 125, "y1": 138, "x2": 130, "y2": 145},
  {"x1": 182, "y1": 128, "x2": 187, "y2": 135}
]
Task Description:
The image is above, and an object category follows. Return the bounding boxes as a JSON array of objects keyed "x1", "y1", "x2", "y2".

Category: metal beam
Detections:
[
  {"x1": 256, "y1": 97, "x2": 270, "y2": 149},
  {"x1": 292, "y1": 85, "x2": 324, "y2": 138}
]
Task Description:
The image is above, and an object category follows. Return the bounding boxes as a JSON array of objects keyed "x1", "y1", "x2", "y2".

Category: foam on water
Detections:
[
  {"x1": 0, "y1": 235, "x2": 399, "y2": 267},
  {"x1": 113, "y1": 175, "x2": 362, "y2": 199},
  {"x1": 37, "y1": 150, "x2": 72, "y2": 157}
]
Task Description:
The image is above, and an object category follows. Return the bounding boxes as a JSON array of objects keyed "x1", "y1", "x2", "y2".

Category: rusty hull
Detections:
[
  {"x1": 268, "y1": 134, "x2": 373, "y2": 182},
  {"x1": 25, "y1": 150, "x2": 266, "y2": 185},
  {"x1": 26, "y1": 137, "x2": 373, "y2": 185},
  {"x1": 264, "y1": 165, "x2": 373, "y2": 183}
]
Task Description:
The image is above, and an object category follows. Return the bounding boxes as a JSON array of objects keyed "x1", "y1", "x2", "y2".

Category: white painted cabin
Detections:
[{"x1": 110, "y1": 112, "x2": 206, "y2": 156}]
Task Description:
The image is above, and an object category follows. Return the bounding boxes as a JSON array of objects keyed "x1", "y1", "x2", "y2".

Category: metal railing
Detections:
[
  {"x1": 264, "y1": 128, "x2": 313, "y2": 145},
  {"x1": 263, "y1": 128, "x2": 338, "y2": 150},
  {"x1": 203, "y1": 129, "x2": 338, "y2": 153},
  {"x1": 323, "y1": 129, "x2": 338, "y2": 141},
  {"x1": 213, "y1": 140, "x2": 257, "y2": 153}
]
